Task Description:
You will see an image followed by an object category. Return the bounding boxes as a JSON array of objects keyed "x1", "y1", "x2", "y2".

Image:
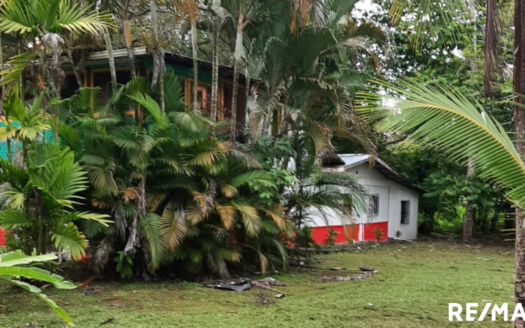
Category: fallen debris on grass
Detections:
[
  {"x1": 359, "y1": 266, "x2": 375, "y2": 272},
  {"x1": 203, "y1": 277, "x2": 287, "y2": 299},
  {"x1": 320, "y1": 267, "x2": 378, "y2": 282},
  {"x1": 99, "y1": 318, "x2": 115, "y2": 326},
  {"x1": 330, "y1": 267, "x2": 347, "y2": 271},
  {"x1": 253, "y1": 277, "x2": 287, "y2": 288},
  {"x1": 202, "y1": 278, "x2": 252, "y2": 292}
]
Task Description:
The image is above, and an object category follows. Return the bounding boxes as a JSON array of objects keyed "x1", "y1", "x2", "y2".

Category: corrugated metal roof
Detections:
[
  {"x1": 332, "y1": 153, "x2": 422, "y2": 193},
  {"x1": 338, "y1": 154, "x2": 372, "y2": 167}
]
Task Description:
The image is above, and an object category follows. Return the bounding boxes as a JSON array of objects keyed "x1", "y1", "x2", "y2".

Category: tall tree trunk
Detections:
[
  {"x1": 105, "y1": 33, "x2": 117, "y2": 95},
  {"x1": 122, "y1": 16, "x2": 141, "y2": 123},
  {"x1": 54, "y1": 98, "x2": 59, "y2": 143},
  {"x1": 230, "y1": 60, "x2": 240, "y2": 142},
  {"x1": 230, "y1": 13, "x2": 244, "y2": 142},
  {"x1": 18, "y1": 37, "x2": 23, "y2": 99},
  {"x1": 463, "y1": 159, "x2": 474, "y2": 242},
  {"x1": 513, "y1": 1, "x2": 525, "y2": 327},
  {"x1": 22, "y1": 139, "x2": 27, "y2": 167},
  {"x1": 67, "y1": 48, "x2": 84, "y2": 88},
  {"x1": 150, "y1": 0, "x2": 165, "y2": 112},
  {"x1": 35, "y1": 189, "x2": 44, "y2": 255},
  {"x1": 123, "y1": 19, "x2": 137, "y2": 80},
  {"x1": 463, "y1": 0, "x2": 478, "y2": 243},
  {"x1": 191, "y1": 18, "x2": 199, "y2": 112},
  {"x1": 210, "y1": 0, "x2": 221, "y2": 135},
  {"x1": 0, "y1": 33, "x2": 10, "y2": 163},
  {"x1": 6, "y1": 132, "x2": 11, "y2": 163},
  {"x1": 244, "y1": 45, "x2": 251, "y2": 131},
  {"x1": 159, "y1": 64, "x2": 165, "y2": 112},
  {"x1": 124, "y1": 175, "x2": 146, "y2": 255}
]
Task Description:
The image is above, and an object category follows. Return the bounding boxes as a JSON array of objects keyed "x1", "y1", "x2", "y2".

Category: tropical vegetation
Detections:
[{"x1": 0, "y1": 0, "x2": 525, "y2": 326}]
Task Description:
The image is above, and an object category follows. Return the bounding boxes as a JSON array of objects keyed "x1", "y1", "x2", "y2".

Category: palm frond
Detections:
[
  {"x1": 230, "y1": 170, "x2": 275, "y2": 188},
  {"x1": 389, "y1": 0, "x2": 466, "y2": 50},
  {"x1": 57, "y1": 0, "x2": 114, "y2": 34},
  {"x1": 0, "y1": 209, "x2": 31, "y2": 228},
  {"x1": 140, "y1": 213, "x2": 167, "y2": 271},
  {"x1": 358, "y1": 79, "x2": 525, "y2": 207},
  {"x1": 51, "y1": 222, "x2": 88, "y2": 260},
  {"x1": 233, "y1": 202, "x2": 261, "y2": 237},
  {"x1": 215, "y1": 203, "x2": 236, "y2": 229},
  {"x1": 161, "y1": 204, "x2": 187, "y2": 251}
]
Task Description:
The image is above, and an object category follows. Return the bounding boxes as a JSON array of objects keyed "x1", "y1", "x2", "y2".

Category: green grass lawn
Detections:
[{"x1": 0, "y1": 241, "x2": 516, "y2": 328}]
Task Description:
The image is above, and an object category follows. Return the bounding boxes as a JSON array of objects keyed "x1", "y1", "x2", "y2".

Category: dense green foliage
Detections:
[
  {"x1": 0, "y1": 0, "x2": 381, "y2": 282},
  {"x1": 0, "y1": 0, "x2": 514, "y2": 290},
  {"x1": 0, "y1": 0, "x2": 522, "y2": 325}
]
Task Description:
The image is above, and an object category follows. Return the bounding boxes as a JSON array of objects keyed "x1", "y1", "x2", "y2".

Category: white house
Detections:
[{"x1": 308, "y1": 154, "x2": 420, "y2": 244}]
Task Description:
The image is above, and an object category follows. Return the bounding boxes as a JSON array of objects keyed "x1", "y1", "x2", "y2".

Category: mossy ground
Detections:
[{"x1": 0, "y1": 241, "x2": 515, "y2": 327}]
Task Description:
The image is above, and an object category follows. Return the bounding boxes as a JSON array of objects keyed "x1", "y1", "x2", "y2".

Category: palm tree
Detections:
[
  {"x1": 512, "y1": 2, "x2": 525, "y2": 326},
  {"x1": 223, "y1": 0, "x2": 263, "y2": 141},
  {"x1": 0, "y1": 0, "x2": 113, "y2": 141},
  {"x1": 247, "y1": 0, "x2": 381, "y2": 155},
  {"x1": 173, "y1": 0, "x2": 201, "y2": 112},
  {"x1": 208, "y1": 0, "x2": 225, "y2": 135},
  {"x1": 1, "y1": 94, "x2": 50, "y2": 165},
  {"x1": 395, "y1": 1, "x2": 525, "y2": 323},
  {"x1": 59, "y1": 72, "x2": 290, "y2": 276},
  {"x1": 0, "y1": 142, "x2": 110, "y2": 257},
  {"x1": 388, "y1": 0, "x2": 467, "y2": 51},
  {"x1": 149, "y1": 0, "x2": 166, "y2": 112},
  {"x1": 360, "y1": 78, "x2": 525, "y2": 326},
  {"x1": 282, "y1": 133, "x2": 367, "y2": 234}
]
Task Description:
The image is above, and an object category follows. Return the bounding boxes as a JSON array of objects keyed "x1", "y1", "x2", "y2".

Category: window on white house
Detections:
[
  {"x1": 368, "y1": 194, "x2": 379, "y2": 216},
  {"x1": 401, "y1": 201, "x2": 410, "y2": 224}
]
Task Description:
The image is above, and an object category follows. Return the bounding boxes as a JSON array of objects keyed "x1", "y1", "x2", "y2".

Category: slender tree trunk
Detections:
[
  {"x1": 6, "y1": 134, "x2": 11, "y2": 163},
  {"x1": 124, "y1": 211, "x2": 139, "y2": 255},
  {"x1": 244, "y1": 45, "x2": 251, "y2": 131},
  {"x1": 191, "y1": 18, "x2": 199, "y2": 112},
  {"x1": 18, "y1": 37, "x2": 23, "y2": 99},
  {"x1": 230, "y1": 13, "x2": 244, "y2": 142},
  {"x1": 210, "y1": 16, "x2": 219, "y2": 134},
  {"x1": 35, "y1": 189, "x2": 44, "y2": 255},
  {"x1": 22, "y1": 139, "x2": 27, "y2": 167},
  {"x1": 124, "y1": 175, "x2": 145, "y2": 255},
  {"x1": 150, "y1": 0, "x2": 165, "y2": 112},
  {"x1": 104, "y1": 33, "x2": 117, "y2": 95},
  {"x1": 123, "y1": 19, "x2": 137, "y2": 80},
  {"x1": 230, "y1": 61, "x2": 240, "y2": 141},
  {"x1": 54, "y1": 101, "x2": 59, "y2": 143},
  {"x1": 122, "y1": 15, "x2": 141, "y2": 123},
  {"x1": 159, "y1": 67, "x2": 165, "y2": 112},
  {"x1": 513, "y1": 1, "x2": 525, "y2": 327},
  {"x1": 463, "y1": 159, "x2": 474, "y2": 242},
  {"x1": 0, "y1": 33, "x2": 10, "y2": 163},
  {"x1": 67, "y1": 48, "x2": 83, "y2": 88},
  {"x1": 463, "y1": 0, "x2": 478, "y2": 243},
  {"x1": 40, "y1": 44, "x2": 47, "y2": 147},
  {"x1": 210, "y1": 0, "x2": 221, "y2": 135},
  {"x1": 138, "y1": 175, "x2": 146, "y2": 218}
]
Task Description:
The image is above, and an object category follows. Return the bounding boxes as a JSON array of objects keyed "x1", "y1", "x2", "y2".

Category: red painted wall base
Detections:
[
  {"x1": 362, "y1": 222, "x2": 388, "y2": 242},
  {"x1": 0, "y1": 229, "x2": 6, "y2": 246},
  {"x1": 311, "y1": 225, "x2": 359, "y2": 245},
  {"x1": 311, "y1": 222, "x2": 388, "y2": 244}
]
